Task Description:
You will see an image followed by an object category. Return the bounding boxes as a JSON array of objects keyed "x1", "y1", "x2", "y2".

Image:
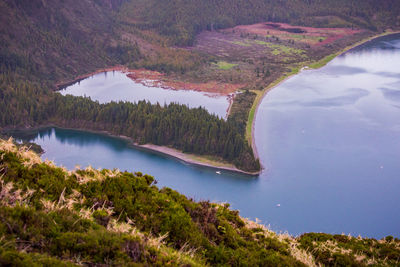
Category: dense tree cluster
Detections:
[
  {"x1": 0, "y1": 74, "x2": 259, "y2": 172},
  {"x1": 228, "y1": 90, "x2": 257, "y2": 137},
  {"x1": 0, "y1": 0, "x2": 141, "y2": 82},
  {"x1": 49, "y1": 96, "x2": 260, "y2": 171}
]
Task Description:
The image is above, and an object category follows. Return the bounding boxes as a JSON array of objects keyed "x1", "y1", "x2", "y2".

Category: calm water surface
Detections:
[
  {"x1": 61, "y1": 71, "x2": 231, "y2": 118},
  {"x1": 17, "y1": 34, "x2": 400, "y2": 238}
]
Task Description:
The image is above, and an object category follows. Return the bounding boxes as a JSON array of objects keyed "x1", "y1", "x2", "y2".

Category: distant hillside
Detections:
[
  {"x1": 0, "y1": 0, "x2": 140, "y2": 82},
  {"x1": 1, "y1": 139, "x2": 399, "y2": 266},
  {"x1": 120, "y1": 0, "x2": 400, "y2": 45},
  {"x1": 3, "y1": 0, "x2": 399, "y2": 82}
]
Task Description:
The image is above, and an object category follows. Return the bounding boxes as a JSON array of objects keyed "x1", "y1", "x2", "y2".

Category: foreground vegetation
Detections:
[{"x1": 0, "y1": 139, "x2": 399, "y2": 266}]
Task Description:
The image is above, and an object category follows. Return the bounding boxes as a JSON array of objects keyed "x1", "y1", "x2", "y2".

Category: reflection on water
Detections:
[
  {"x1": 12, "y1": 34, "x2": 400, "y2": 238},
  {"x1": 255, "y1": 33, "x2": 400, "y2": 237},
  {"x1": 61, "y1": 71, "x2": 231, "y2": 119}
]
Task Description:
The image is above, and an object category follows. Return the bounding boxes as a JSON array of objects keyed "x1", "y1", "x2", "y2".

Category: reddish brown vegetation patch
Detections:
[
  {"x1": 227, "y1": 22, "x2": 363, "y2": 46},
  {"x1": 59, "y1": 67, "x2": 243, "y2": 95},
  {"x1": 127, "y1": 69, "x2": 243, "y2": 95}
]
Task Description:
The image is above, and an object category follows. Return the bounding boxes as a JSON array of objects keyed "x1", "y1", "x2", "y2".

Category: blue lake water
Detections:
[
  {"x1": 16, "y1": 34, "x2": 400, "y2": 238},
  {"x1": 61, "y1": 71, "x2": 231, "y2": 119}
]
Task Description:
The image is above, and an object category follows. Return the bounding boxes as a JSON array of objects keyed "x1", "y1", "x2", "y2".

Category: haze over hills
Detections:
[{"x1": 1, "y1": 0, "x2": 400, "y2": 265}]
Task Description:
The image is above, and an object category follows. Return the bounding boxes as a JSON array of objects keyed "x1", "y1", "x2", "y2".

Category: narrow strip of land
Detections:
[
  {"x1": 12, "y1": 126, "x2": 261, "y2": 176},
  {"x1": 135, "y1": 144, "x2": 260, "y2": 176}
]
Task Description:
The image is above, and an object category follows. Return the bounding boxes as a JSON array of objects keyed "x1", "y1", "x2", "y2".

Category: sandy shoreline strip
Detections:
[
  {"x1": 134, "y1": 143, "x2": 260, "y2": 176},
  {"x1": 4, "y1": 125, "x2": 260, "y2": 176}
]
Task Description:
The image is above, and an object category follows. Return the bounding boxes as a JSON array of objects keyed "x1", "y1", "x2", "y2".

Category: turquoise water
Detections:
[
  {"x1": 16, "y1": 34, "x2": 400, "y2": 238},
  {"x1": 61, "y1": 71, "x2": 231, "y2": 119}
]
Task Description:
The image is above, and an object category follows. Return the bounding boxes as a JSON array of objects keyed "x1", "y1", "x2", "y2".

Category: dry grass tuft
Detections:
[
  {"x1": 147, "y1": 232, "x2": 169, "y2": 249},
  {"x1": 0, "y1": 139, "x2": 41, "y2": 168},
  {"x1": 0, "y1": 177, "x2": 35, "y2": 207},
  {"x1": 241, "y1": 216, "x2": 318, "y2": 266},
  {"x1": 0, "y1": 138, "x2": 17, "y2": 153},
  {"x1": 287, "y1": 240, "x2": 319, "y2": 267},
  {"x1": 73, "y1": 166, "x2": 121, "y2": 184},
  {"x1": 313, "y1": 239, "x2": 352, "y2": 255}
]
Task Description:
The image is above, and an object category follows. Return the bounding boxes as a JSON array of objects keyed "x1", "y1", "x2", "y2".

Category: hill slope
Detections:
[
  {"x1": 0, "y1": 0, "x2": 141, "y2": 82},
  {"x1": 120, "y1": 0, "x2": 400, "y2": 45},
  {"x1": 1, "y1": 139, "x2": 400, "y2": 266}
]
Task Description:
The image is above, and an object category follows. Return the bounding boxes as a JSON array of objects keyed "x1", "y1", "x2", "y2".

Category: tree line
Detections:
[{"x1": 0, "y1": 74, "x2": 260, "y2": 172}]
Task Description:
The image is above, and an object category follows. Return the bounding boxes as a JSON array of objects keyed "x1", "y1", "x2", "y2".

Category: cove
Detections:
[
  {"x1": 14, "y1": 34, "x2": 400, "y2": 238},
  {"x1": 60, "y1": 71, "x2": 231, "y2": 119}
]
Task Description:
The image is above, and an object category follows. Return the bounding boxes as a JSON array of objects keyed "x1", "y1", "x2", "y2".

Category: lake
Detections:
[
  {"x1": 15, "y1": 34, "x2": 400, "y2": 238},
  {"x1": 60, "y1": 71, "x2": 231, "y2": 119}
]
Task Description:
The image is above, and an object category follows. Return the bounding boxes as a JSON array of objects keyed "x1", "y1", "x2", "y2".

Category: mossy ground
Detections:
[{"x1": 214, "y1": 61, "x2": 238, "y2": 70}]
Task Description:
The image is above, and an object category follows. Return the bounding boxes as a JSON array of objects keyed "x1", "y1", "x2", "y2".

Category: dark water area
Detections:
[
  {"x1": 60, "y1": 71, "x2": 231, "y2": 119},
  {"x1": 13, "y1": 34, "x2": 400, "y2": 238}
]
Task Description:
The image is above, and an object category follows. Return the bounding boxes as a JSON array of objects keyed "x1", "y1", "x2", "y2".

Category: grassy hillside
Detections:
[{"x1": 1, "y1": 139, "x2": 399, "y2": 266}]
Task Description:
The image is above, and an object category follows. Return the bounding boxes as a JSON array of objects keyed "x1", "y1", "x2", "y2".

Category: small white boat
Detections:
[
  {"x1": 276, "y1": 204, "x2": 281, "y2": 207},
  {"x1": 216, "y1": 171, "x2": 221, "y2": 175}
]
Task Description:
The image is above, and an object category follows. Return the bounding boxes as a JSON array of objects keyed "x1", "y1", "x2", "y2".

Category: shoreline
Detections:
[
  {"x1": 134, "y1": 143, "x2": 260, "y2": 176},
  {"x1": 56, "y1": 66, "x2": 242, "y2": 95},
  {"x1": 3, "y1": 125, "x2": 260, "y2": 176},
  {"x1": 55, "y1": 66, "x2": 129, "y2": 90},
  {"x1": 247, "y1": 30, "x2": 400, "y2": 168},
  {"x1": 56, "y1": 66, "x2": 237, "y2": 120},
  {"x1": 45, "y1": 31, "x2": 400, "y2": 177}
]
